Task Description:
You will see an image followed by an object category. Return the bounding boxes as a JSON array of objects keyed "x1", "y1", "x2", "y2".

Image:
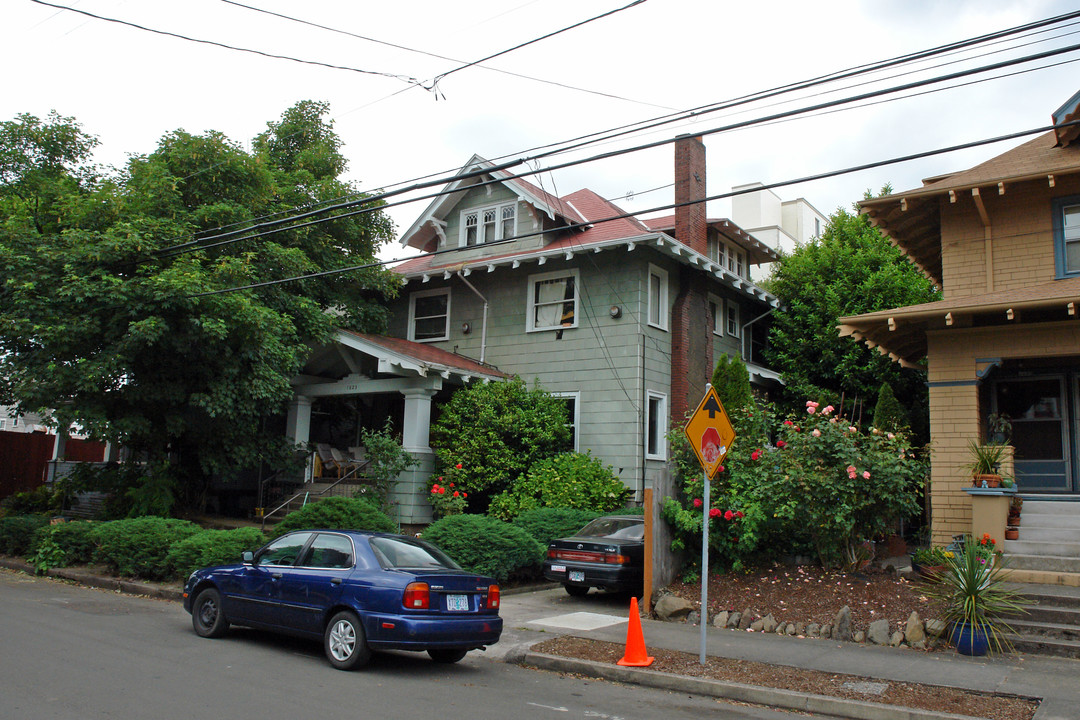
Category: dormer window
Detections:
[
  {"x1": 460, "y1": 202, "x2": 516, "y2": 247},
  {"x1": 728, "y1": 248, "x2": 745, "y2": 278}
]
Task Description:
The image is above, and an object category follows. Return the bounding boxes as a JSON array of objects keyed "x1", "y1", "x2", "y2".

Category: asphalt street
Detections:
[{"x1": 0, "y1": 570, "x2": 804, "y2": 720}]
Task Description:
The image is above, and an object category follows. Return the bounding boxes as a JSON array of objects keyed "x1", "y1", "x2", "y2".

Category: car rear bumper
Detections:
[
  {"x1": 363, "y1": 613, "x2": 503, "y2": 650},
  {"x1": 543, "y1": 561, "x2": 642, "y2": 591}
]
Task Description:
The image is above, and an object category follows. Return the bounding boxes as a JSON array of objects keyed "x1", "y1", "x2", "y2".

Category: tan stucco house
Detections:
[{"x1": 839, "y1": 90, "x2": 1080, "y2": 562}]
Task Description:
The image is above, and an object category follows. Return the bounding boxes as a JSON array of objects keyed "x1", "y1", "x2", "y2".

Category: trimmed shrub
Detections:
[
  {"x1": 166, "y1": 527, "x2": 267, "y2": 579},
  {"x1": 422, "y1": 514, "x2": 544, "y2": 583},
  {"x1": 0, "y1": 487, "x2": 56, "y2": 516},
  {"x1": 0, "y1": 515, "x2": 49, "y2": 556},
  {"x1": 711, "y1": 353, "x2": 753, "y2": 410},
  {"x1": 29, "y1": 520, "x2": 99, "y2": 567},
  {"x1": 271, "y1": 497, "x2": 396, "y2": 538},
  {"x1": 873, "y1": 382, "x2": 908, "y2": 432},
  {"x1": 91, "y1": 518, "x2": 201, "y2": 580},
  {"x1": 512, "y1": 507, "x2": 602, "y2": 548},
  {"x1": 488, "y1": 451, "x2": 629, "y2": 520}
]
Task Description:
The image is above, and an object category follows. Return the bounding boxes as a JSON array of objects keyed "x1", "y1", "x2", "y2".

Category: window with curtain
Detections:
[{"x1": 528, "y1": 270, "x2": 578, "y2": 331}]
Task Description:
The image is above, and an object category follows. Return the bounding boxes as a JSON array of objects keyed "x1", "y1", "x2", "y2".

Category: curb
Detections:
[
  {"x1": 519, "y1": 651, "x2": 994, "y2": 720},
  {"x1": 0, "y1": 557, "x2": 184, "y2": 602}
]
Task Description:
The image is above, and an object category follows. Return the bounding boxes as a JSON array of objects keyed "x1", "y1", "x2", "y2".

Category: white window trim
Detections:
[
  {"x1": 647, "y1": 263, "x2": 669, "y2": 331},
  {"x1": 552, "y1": 391, "x2": 580, "y2": 452},
  {"x1": 726, "y1": 299, "x2": 741, "y2": 338},
  {"x1": 527, "y1": 268, "x2": 580, "y2": 332},
  {"x1": 459, "y1": 201, "x2": 516, "y2": 247},
  {"x1": 708, "y1": 293, "x2": 724, "y2": 336},
  {"x1": 645, "y1": 390, "x2": 668, "y2": 460},
  {"x1": 408, "y1": 287, "x2": 451, "y2": 342}
]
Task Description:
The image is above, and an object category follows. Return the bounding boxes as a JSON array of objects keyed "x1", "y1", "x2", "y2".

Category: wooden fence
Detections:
[{"x1": 0, "y1": 431, "x2": 106, "y2": 501}]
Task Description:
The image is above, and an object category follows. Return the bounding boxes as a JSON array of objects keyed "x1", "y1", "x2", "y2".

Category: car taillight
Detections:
[
  {"x1": 605, "y1": 554, "x2": 631, "y2": 565},
  {"x1": 547, "y1": 548, "x2": 557, "y2": 559},
  {"x1": 403, "y1": 582, "x2": 429, "y2": 609},
  {"x1": 486, "y1": 584, "x2": 500, "y2": 610},
  {"x1": 552, "y1": 549, "x2": 605, "y2": 563}
]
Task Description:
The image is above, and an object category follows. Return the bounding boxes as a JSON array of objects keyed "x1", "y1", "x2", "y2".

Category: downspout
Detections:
[
  {"x1": 456, "y1": 271, "x2": 489, "y2": 364},
  {"x1": 740, "y1": 308, "x2": 776, "y2": 365}
]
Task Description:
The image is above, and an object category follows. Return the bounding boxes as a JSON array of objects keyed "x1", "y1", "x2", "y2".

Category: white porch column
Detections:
[
  {"x1": 286, "y1": 395, "x2": 313, "y2": 445},
  {"x1": 401, "y1": 388, "x2": 436, "y2": 453},
  {"x1": 51, "y1": 429, "x2": 68, "y2": 461}
]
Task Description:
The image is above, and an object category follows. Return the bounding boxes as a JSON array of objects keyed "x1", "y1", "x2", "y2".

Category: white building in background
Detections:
[
  {"x1": 731, "y1": 182, "x2": 827, "y2": 282},
  {"x1": 0, "y1": 406, "x2": 48, "y2": 433}
]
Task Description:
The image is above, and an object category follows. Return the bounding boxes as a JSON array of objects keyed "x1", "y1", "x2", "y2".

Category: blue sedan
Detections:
[{"x1": 182, "y1": 529, "x2": 503, "y2": 670}]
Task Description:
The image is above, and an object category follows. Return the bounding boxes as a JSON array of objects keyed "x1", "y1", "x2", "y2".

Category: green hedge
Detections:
[
  {"x1": 166, "y1": 527, "x2": 267, "y2": 579},
  {"x1": 91, "y1": 518, "x2": 201, "y2": 580},
  {"x1": 511, "y1": 507, "x2": 602, "y2": 548},
  {"x1": 488, "y1": 452, "x2": 630, "y2": 520},
  {"x1": 29, "y1": 520, "x2": 99, "y2": 569},
  {"x1": 0, "y1": 515, "x2": 49, "y2": 556},
  {"x1": 423, "y1": 514, "x2": 544, "y2": 583},
  {"x1": 271, "y1": 497, "x2": 396, "y2": 538}
]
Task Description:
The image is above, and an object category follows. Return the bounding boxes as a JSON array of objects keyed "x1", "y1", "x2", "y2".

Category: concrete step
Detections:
[
  {"x1": 1021, "y1": 500, "x2": 1080, "y2": 515},
  {"x1": 1006, "y1": 553, "x2": 1080, "y2": 573},
  {"x1": 1014, "y1": 527, "x2": 1080, "y2": 543},
  {"x1": 1015, "y1": 584, "x2": 1080, "y2": 610},
  {"x1": 1000, "y1": 568, "x2": 1080, "y2": 586},
  {"x1": 1008, "y1": 633, "x2": 1080, "y2": 659},
  {"x1": 1007, "y1": 602, "x2": 1080, "y2": 624},
  {"x1": 1006, "y1": 617, "x2": 1080, "y2": 641},
  {"x1": 1015, "y1": 514, "x2": 1080, "y2": 529},
  {"x1": 1002, "y1": 539, "x2": 1080, "y2": 558}
]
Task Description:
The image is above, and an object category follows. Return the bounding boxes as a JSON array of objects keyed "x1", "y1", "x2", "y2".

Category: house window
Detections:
[
  {"x1": 727, "y1": 248, "x2": 745, "y2": 278},
  {"x1": 408, "y1": 288, "x2": 450, "y2": 342},
  {"x1": 552, "y1": 392, "x2": 580, "y2": 451},
  {"x1": 645, "y1": 390, "x2": 667, "y2": 460},
  {"x1": 708, "y1": 295, "x2": 724, "y2": 335},
  {"x1": 726, "y1": 300, "x2": 740, "y2": 338},
  {"x1": 0, "y1": 419, "x2": 5, "y2": 430},
  {"x1": 528, "y1": 269, "x2": 578, "y2": 332},
  {"x1": 707, "y1": 236, "x2": 726, "y2": 267},
  {"x1": 460, "y1": 202, "x2": 516, "y2": 246},
  {"x1": 648, "y1": 264, "x2": 668, "y2": 330}
]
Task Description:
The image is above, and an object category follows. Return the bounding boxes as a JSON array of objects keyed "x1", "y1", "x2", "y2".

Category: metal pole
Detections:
[{"x1": 700, "y1": 468, "x2": 709, "y2": 665}]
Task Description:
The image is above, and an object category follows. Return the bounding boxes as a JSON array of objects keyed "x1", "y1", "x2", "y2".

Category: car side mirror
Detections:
[{"x1": 242, "y1": 551, "x2": 254, "y2": 564}]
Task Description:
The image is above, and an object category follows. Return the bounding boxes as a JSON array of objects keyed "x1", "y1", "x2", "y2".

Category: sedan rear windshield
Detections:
[
  {"x1": 369, "y1": 536, "x2": 462, "y2": 570},
  {"x1": 576, "y1": 518, "x2": 644, "y2": 540}
]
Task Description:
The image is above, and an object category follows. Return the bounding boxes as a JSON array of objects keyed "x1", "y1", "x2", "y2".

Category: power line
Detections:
[
  {"x1": 156, "y1": 39, "x2": 1080, "y2": 261},
  {"x1": 187, "y1": 119, "x2": 1080, "y2": 300}
]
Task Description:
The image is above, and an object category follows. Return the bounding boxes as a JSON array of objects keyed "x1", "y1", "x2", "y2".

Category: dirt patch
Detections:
[{"x1": 533, "y1": 636, "x2": 1038, "y2": 720}]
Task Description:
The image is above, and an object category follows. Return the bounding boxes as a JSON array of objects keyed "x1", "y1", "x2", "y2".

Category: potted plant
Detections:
[
  {"x1": 1008, "y1": 495, "x2": 1023, "y2": 523},
  {"x1": 910, "y1": 546, "x2": 949, "y2": 579},
  {"x1": 986, "y1": 412, "x2": 1012, "y2": 445},
  {"x1": 967, "y1": 440, "x2": 1008, "y2": 487},
  {"x1": 929, "y1": 535, "x2": 1025, "y2": 655}
]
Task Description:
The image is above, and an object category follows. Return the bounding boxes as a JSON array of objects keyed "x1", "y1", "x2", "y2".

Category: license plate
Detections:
[
  {"x1": 569, "y1": 570, "x2": 585, "y2": 582},
  {"x1": 446, "y1": 594, "x2": 469, "y2": 611},
  {"x1": 550, "y1": 564, "x2": 566, "y2": 573}
]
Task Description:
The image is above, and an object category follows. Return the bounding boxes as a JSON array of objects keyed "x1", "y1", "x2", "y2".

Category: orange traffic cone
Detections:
[{"x1": 617, "y1": 596, "x2": 654, "y2": 667}]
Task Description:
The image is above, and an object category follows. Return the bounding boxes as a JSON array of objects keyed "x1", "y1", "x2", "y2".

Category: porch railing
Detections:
[{"x1": 259, "y1": 459, "x2": 373, "y2": 531}]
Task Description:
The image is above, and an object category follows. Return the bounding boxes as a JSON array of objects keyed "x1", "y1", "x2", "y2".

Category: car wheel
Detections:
[
  {"x1": 324, "y1": 610, "x2": 371, "y2": 670},
  {"x1": 428, "y1": 648, "x2": 468, "y2": 664},
  {"x1": 563, "y1": 583, "x2": 590, "y2": 597},
  {"x1": 191, "y1": 588, "x2": 229, "y2": 638}
]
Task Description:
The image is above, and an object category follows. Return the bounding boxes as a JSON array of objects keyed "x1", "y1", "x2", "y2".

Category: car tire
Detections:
[
  {"x1": 563, "y1": 583, "x2": 590, "y2": 597},
  {"x1": 324, "y1": 610, "x2": 371, "y2": 670},
  {"x1": 191, "y1": 588, "x2": 229, "y2": 638},
  {"x1": 427, "y1": 648, "x2": 468, "y2": 664}
]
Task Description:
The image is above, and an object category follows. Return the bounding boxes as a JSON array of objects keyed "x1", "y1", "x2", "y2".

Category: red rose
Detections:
[
  {"x1": 692, "y1": 498, "x2": 703, "y2": 508},
  {"x1": 449, "y1": 482, "x2": 454, "y2": 487},
  {"x1": 438, "y1": 487, "x2": 445, "y2": 494},
  {"x1": 783, "y1": 420, "x2": 793, "y2": 426},
  {"x1": 717, "y1": 465, "x2": 724, "y2": 474},
  {"x1": 462, "y1": 492, "x2": 467, "y2": 498},
  {"x1": 455, "y1": 463, "x2": 463, "y2": 469},
  {"x1": 724, "y1": 510, "x2": 734, "y2": 521},
  {"x1": 431, "y1": 486, "x2": 439, "y2": 494},
  {"x1": 736, "y1": 511, "x2": 744, "y2": 518},
  {"x1": 709, "y1": 508, "x2": 721, "y2": 518},
  {"x1": 453, "y1": 491, "x2": 460, "y2": 497},
  {"x1": 751, "y1": 450, "x2": 761, "y2": 461},
  {"x1": 776, "y1": 440, "x2": 786, "y2": 448}
]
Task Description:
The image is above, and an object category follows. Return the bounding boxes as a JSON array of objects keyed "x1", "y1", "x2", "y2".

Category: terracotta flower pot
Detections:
[
  {"x1": 1005, "y1": 528, "x2": 1019, "y2": 540},
  {"x1": 973, "y1": 473, "x2": 1001, "y2": 488}
]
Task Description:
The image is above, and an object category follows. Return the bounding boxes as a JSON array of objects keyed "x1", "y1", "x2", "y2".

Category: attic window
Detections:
[
  {"x1": 460, "y1": 202, "x2": 516, "y2": 247},
  {"x1": 728, "y1": 247, "x2": 745, "y2": 278}
]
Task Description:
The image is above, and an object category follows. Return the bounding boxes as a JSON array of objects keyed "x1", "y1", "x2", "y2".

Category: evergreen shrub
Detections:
[
  {"x1": 167, "y1": 527, "x2": 267, "y2": 579},
  {"x1": 91, "y1": 517, "x2": 201, "y2": 580},
  {"x1": 487, "y1": 452, "x2": 629, "y2": 520},
  {"x1": 271, "y1": 497, "x2": 396, "y2": 538},
  {"x1": 31, "y1": 520, "x2": 99, "y2": 566},
  {"x1": 423, "y1": 514, "x2": 544, "y2": 583},
  {"x1": 511, "y1": 507, "x2": 602, "y2": 548},
  {"x1": 0, "y1": 515, "x2": 49, "y2": 556}
]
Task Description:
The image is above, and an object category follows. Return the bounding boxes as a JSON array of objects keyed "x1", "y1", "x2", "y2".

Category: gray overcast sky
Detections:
[{"x1": 4, "y1": 0, "x2": 1080, "y2": 260}]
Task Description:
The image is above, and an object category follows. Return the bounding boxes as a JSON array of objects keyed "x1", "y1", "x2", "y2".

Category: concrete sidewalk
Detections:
[{"x1": 4, "y1": 557, "x2": 1077, "y2": 720}]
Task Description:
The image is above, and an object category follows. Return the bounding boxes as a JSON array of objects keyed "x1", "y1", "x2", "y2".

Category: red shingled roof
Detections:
[{"x1": 339, "y1": 331, "x2": 507, "y2": 378}]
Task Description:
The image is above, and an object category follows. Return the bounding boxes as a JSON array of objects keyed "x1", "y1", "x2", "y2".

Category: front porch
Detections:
[{"x1": 281, "y1": 331, "x2": 506, "y2": 525}]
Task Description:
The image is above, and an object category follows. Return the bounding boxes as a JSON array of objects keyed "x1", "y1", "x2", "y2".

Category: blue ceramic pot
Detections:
[{"x1": 951, "y1": 622, "x2": 989, "y2": 656}]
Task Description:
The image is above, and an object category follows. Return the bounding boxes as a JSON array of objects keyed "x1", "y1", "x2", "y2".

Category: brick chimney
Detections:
[{"x1": 669, "y1": 135, "x2": 713, "y2": 423}]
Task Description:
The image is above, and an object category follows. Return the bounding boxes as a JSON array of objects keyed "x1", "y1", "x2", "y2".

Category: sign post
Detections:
[{"x1": 683, "y1": 384, "x2": 736, "y2": 665}]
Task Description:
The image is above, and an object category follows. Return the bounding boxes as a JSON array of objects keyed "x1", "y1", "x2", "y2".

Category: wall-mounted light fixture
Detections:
[
  {"x1": 609, "y1": 305, "x2": 622, "y2": 319},
  {"x1": 462, "y1": 322, "x2": 471, "y2": 334}
]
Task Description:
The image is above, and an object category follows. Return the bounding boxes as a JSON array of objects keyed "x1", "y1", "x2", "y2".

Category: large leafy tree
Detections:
[
  {"x1": 0, "y1": 102, "x2": 398, "y2": 510},
  {"x1": 764, "y1": 195, "x2": 940, "y2": 439}
]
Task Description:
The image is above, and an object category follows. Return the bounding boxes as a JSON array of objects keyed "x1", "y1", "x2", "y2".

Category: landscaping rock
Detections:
[
  {"x1": 775, "y1": 622, "x2": 787, "y2": 635},
  {"x1": 685, "y1": 610, "x2": 701, "y2": 625},
  {"x1": 868, "y1": 619, "x2": 891, "y2": 645},
  {"x1": 761, "y1": 614, "x2": 778, "y2": 633},
  {"x1": 854, "y1": 630, "x2": 865, "y2": 643},
  {"x1": 925, "y1": 618, "x2": 947, "y2": 638},
  {"x1": 750, "y1": 617, "x2": 765, "y2": 632},
  {"x1": 820, "y1": 623, "x2": 832, "y2": 639},
  {"x1": 727, "y1": 611, "x2": 742, "y2": 629},
  {"x1": 905, "y1": 612, "x2": 926, "y2": 645},
  {"x1": 890, "y1": 631, "x2": 904, "y2": 647},
  {"x1": 911, "y1": 640, "x2": 927, "y2": 650},
  {"x1": 654, "y1": 594, "x2": 693, "y2": 621},
  {"x1": 834, "y1": 606, "x2": 853, "y2": 642},
  {"x1": 794, "y1": 622, "x2": 806, "y2": 635},
  {"x1": 713, "y1": 610, "x2": 730, "y2": 629},
  {"x1": 786, "y1": 623, "x2": 797, "y2": 636},
  {"x1": 807, "y1": 623, "x2": 821, "y2": 637},
  {"x1": 737, "y1": 607, "x2": 753, "y2": 630}
]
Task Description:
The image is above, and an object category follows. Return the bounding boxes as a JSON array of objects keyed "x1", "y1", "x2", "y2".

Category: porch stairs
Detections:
[
  {"x1": 261, "y1": 481, "x2": 369, "y2": 524},
  {"x1": 1001, "y1": 500, "x2": 1080, "y2": 658}
]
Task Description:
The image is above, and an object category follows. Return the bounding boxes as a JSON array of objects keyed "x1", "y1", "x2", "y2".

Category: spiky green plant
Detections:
[{"x1": 930, "y1": 538, "x2": 1026, "y2": 654}]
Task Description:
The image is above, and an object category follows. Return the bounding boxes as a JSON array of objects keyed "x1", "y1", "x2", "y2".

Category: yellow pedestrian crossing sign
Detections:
[{"x1": 684, "y1": 386, "x2": 736, "y2": 478}]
